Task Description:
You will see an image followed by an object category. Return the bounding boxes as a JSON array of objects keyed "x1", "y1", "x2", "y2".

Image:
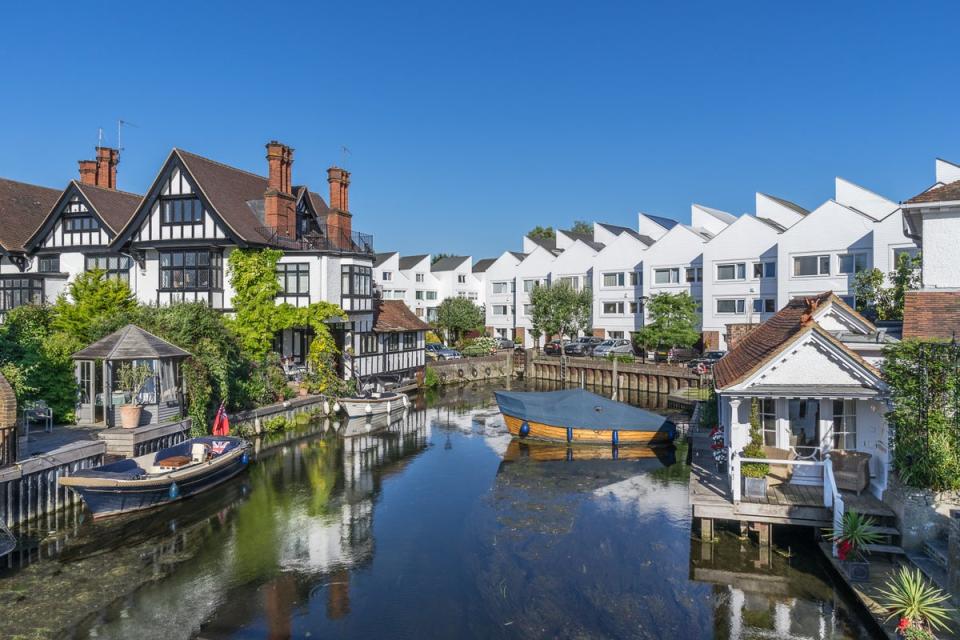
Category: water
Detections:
[{"x1": 0, "y1": 381, "x2": 875, "y2": 639}]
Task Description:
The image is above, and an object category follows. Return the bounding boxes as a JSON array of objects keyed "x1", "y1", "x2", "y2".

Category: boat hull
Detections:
[
  {"x1": 501, "y1": 414, "x2": 674, "y2": 446},
  {"x1": 340, "y1": 394, "x2": 409, "y2": 418},
  {"x1": 61, "y1": 446, "x2": 250, "y2": 519}
]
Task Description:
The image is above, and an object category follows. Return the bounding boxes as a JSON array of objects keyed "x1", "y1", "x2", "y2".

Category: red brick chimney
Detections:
[
  {"x1": 264, "y1": 141, "x2": 296, "y2": 238},
  {"x1": 78, "y1": 147, "x2": 119, "y2": 189},
  {"x1": 327, "y1": 167, "x2": 352, "y2": 248}
]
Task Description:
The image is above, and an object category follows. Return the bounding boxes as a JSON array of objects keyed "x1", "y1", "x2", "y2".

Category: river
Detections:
[{"x1": 0, "y1": 380, "x2": 875, "y2": 639}]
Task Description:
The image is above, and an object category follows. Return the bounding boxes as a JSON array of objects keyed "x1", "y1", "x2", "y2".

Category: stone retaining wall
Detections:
[{"x1": 427, "y1": 352, "x2": 513, "y2": 385}]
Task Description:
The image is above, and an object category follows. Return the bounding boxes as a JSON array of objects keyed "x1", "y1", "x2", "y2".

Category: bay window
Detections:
[{"x1": 159, "y1": 250, "x2": 222, "y2": 291}]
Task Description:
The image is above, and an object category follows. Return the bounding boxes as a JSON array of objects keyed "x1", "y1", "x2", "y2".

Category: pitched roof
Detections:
[
  {"x1": 903, "y1": 291, "x2": 960, "y2": 340},
  {"x1": 636, "y1": 234, "x2": 656, "y2": 246},
  {"x1": 644, "y1": 213, "x2": 678, "y2": 231},
  {"x1": 903, "y1": 180, "x2": 960, "y2": 205},
  {"x1": 75, "y1": 182, "x2": 143, "y2": 234},
  {"x1": 561, "y1": 230, "x2": 594, "y2": 243},
  {"x1": 373, "y1": 300, "x2": 430, "y2": 333},
  {"x1": 755, "y1": 216, "x2": 787, "y2": 232},
  {"x1": 526, "y1": 234, "x2": 557, "y2": 251},
  {"x1": 714, "y1": 292, "x2": 878, "y2": 389},
  {"x1": 374, "y1": 252, "x2": 397, "y2": 267},
  {"x1": 599, "y1": 222, "x2": 646, "y2": 243},
  {"x1": 508, "y1": 251, "x2": 527, "y2": 261},
  {"x1": 760, "y1": 193, "x2": 809, "y2": 216},
  {"x1": 399, "y1": 254, "x2": 429, "y2": 270},
  {"x1": 72, "y1": 324, "x2": 191, "y2": 360},
  {"x1": 430, "y1": 255, "x2": 470, "y2": 272},
  {"x1": 472, "y1": 258, "x2": 496, "y2": 273},
  {"x1": 296, "y1": 186, "x2": 331, "y2": 219},
  {"x1": 0, "y1": 177, "x2": 61, "y2": 252}
]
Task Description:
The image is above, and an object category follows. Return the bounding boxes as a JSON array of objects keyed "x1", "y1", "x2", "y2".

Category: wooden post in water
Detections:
[{"x1": 611, "y1": 358, "x2": 619, "y2": 400}]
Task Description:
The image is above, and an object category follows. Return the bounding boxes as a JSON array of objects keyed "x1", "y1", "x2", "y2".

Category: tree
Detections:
[
  {"x1": 527, "y1": 225, "x2": 555, "y2": 242},
  {"x1": 853, "y1": 252, "x2": 921, "y2": 321},
  {"x1": 633, "y1": 292, "x2": 700, "y2": 354},
  {"x1": 435, "y1": 297, "x2": 484, "y2": 344},
  {"x1": 52, "y1": 269, "x2": 138, "y2": 348},
  {"x1": 570, "y1": 220, "x2": 592, "y2": 235},
  {"x1": 528, "y1": 281, "x2": 592, "y2": 345}
]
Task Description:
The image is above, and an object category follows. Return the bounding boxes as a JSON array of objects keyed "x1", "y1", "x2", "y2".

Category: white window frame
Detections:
[
  {"x1": 602, "y1": 272, "x2": 625, "y2": 288},
  {"x1": 415, "y1": 273, "x2": 425, "y2": 283},
  {"x1": 716, "y1": 298, "x2": 745, "y2": 314},
  {"x1": 716, "y1": 262, "x2": 746, "y2": 281},
  {"x1": 752, "y1": 298, "x2": 776, "y2": 313},
  {"x1": 602, "y1": 301, "x2": 625, "y2": 315},
  {"x1": 760, "y1": 398, "x2": 777, "y2": 446},
  {"x1": 492, "y1": 305, "x2": 509, "y2": 316},
  {"x1": 792, "y1": 254, "x2": 831, "y2": 277},
  {"x1": 837, "y1": 252, "x2": 868, "y2": 275},
  {"x1": 832, "y1": 399, "x2": 857, "y2": 450},
  {"x1": 752, "y1": 261, "x2": 776, "y2": 279},
  {"x1": 381, "y1": 271, "x2": 392, "y2": 281},
  {"x1": 654, "y1": 268, "x2": 680, "y2": 285},
  {"x1": 492, "y1": 281, "x2": 510, "y2": 295}
]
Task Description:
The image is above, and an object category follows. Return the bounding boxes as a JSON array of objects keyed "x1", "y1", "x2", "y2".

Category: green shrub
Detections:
[
  {"x1": 461, "y1": 335, "x2": 497, "y2": 357},
  {"x1": 262, "y1": 415, "x2": 290, "y2": 433},
  {"x1": 740, "y1": 399, "x2": 769, "y2": 479},
  {"x1": 424, "y1": 367, "x2": 440, "y2": 388},
  {"x1": 604, "y1": 353, "x2": 635, "y2": 364}
]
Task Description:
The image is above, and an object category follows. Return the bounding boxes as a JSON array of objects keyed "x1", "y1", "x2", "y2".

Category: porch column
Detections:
[
  {"x1": 776, "y1": 397, "x2": 790, "y2": 449},
  {"x1": 819, "y1": 398, "x2": 833, "y2": 455},
  {"x1": 729, "y1": 397, "x2": 743, "y2": 503},
  {"x1": 728, "y1": 398, "x2": 746, "y2": 451}
]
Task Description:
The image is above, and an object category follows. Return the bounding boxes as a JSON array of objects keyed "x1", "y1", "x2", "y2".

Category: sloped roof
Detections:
[
  {"x1": 472, "y1": 258, "x2": 496, "y2": 273},
  {"x1": 373, "y1": 300, "x2": 430, "y2": 333},
  {"x1": 903, "y1": 180, "x2": 960, "y2": 205},
  {"x1": 0, "y1": 177, "x2": 61, "y2": 252},
  {"x1": 75, "y1": 182, "x2": 143, "y2": 233},
  {"x1": 526, "y1": 234, "x2": 557, "y2": 251},
  {"x1": 714, "y1": 292, "x2": 878, "y2": 389},
  {"x1": 644, "y1": 214, "x2": 678, "y2": 230},
  {"x1": 508, "y1": 251, "x2": 527, "y2": 261},
  {"x1": 72, "y1": 324, "x2": 191, "y2": 360},
  {"x1": 295, "y1": 186, "x2": 331, "y2": 219},
  {"x1": 903, "y1": 291, "x2": 960, "y2": 339},
  {"x1": 598, "y1": 222, "x2": 646, "y2": 243},
  {"x1": 694, "y1": 204, "x2": 738, "y2": 224},
  {"x1": 374, "y1": 252, "x2": 397, "y2": 267},
  {"x1": 760, "y1": 193, "x2": 809, "y2": 216},
  {"x1": 755, "y1": 216, "x2": 787, "y2": 232},
  {"x1": 399, "y1": 254, "x2": 429, "y2": 270},
  {"x1": 561, "y1": 230, "x2": 594, "y2": 243},
  {"x1": 431, "y1": 255, "x2": 470, "y2": 272}
]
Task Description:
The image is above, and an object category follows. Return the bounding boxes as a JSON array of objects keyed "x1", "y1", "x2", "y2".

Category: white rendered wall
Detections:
[
  {"x1": 919, "y1": 210, "x2": 960, "y2": 289},
  {"x1": 591, "y1": 233, "x2": 646, "y2": 338}
]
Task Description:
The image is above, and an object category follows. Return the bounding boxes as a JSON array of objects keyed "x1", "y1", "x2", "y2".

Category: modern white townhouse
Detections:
[
  {"x1": 430, "y1": 256, "x2": 484, "y2": 304},
  {"x1": 590, "y1": 227, "x2": 647, "y2": 340},
  {"x1": 0, "y1": 141, "x2": 428, "y2": 386},
  {"x1": 513, "y1": 244, "x2": 557, "y2": 347},
  {"x1": 483, "y1": 250, "x2": 523, "y2": 341}
]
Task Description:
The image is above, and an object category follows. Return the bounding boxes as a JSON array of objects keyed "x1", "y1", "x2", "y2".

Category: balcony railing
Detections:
[{"x1": 256, "y1": 223, "x2": 374, "y2": 255}]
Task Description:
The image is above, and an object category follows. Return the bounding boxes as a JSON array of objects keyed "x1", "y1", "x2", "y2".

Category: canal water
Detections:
[{"x1": 0, "y1": 381, "x2": 875, "y2": 639}]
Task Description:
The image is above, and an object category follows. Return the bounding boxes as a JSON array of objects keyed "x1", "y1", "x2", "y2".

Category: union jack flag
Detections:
[{"x1": 210, "y1": 440, "x2": 230, "y2": 455}]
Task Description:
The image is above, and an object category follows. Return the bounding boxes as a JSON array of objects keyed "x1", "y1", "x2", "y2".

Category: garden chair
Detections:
[{"x1": 22, "y1": 400, "x2": 53, "y2": 440}]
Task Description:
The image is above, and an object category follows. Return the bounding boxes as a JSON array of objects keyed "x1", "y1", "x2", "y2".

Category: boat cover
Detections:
[{"x1": 495, "y1": 388, "x2": 675, "y2": 433}]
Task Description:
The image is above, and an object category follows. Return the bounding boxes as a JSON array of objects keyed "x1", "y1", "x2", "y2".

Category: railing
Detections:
[
  {"x1": 255, "y1": 224, "x2": 375, "y2": 255},
  {"x1": 824, "y1": 454, "x2": 844, "y2": 556},
  {"x1": 730, "y1": 447, "x2": 825, "y2": 503}
]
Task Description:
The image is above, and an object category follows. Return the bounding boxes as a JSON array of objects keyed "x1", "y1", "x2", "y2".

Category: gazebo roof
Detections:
[{"x1": 72, "y1": 324, "x2": 191, "y2": 361}]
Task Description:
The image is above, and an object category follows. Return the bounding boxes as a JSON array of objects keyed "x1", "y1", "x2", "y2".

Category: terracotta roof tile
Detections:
[
  {"x1": 903, "y1": 291, "x2": 960, "y2": 340},
  {"x1": 0, "y1": 178, "x2": 61, "y2": 252},
  {"x1": 76, "y1": 182, "x2": 143, "y2": 234},
  {"x1": 373, "y1": 300, "x2": 430, "y2": 333},
  {"x1": 904, "y1": 180, "x2": 960, "y2": 205}
]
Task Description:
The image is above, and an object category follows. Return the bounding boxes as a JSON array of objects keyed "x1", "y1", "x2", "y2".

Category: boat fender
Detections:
[
  {"x1": 364, "y1": 403, "x2": 372, "y2": 415},
  {"x1": 457, "y1": 368, "x2": 464, "y2": 378},
  {"x1": 169, "y1": 482, "x2": 180, "y2": 500},
  {"x1": 332, "y1": 401, "x2": 341, "y2": 413},
  {"x1": 612, "y1": 429, "x2": 619, "y2": 446},
  {"x1": 519, "y1": 421, "x2": 530, "y2": 437},
  {"x1": 565, "y1": 448, "x2": 573, "y2": 462},
  {"x1": 241, "y1": 452, "x2": 250, "y2": 465},
  {"x1": 322, "y1": 400, "x2": 330, "y2": 415},
  {"x1": 485, "y1": 367, "x2": 491, "y2": 376},
  {"x1": 471, "y1": 368, "x2": 478, "y2": 377},
  {"x1": 386, "y1": 400, "x2": 392, "y2": 413},
  {"x1": 402, "y1": 395, "x2": 409, "y2": 407},
  {"x1": 612, "y1": 446, "x2": 619, "y2": 460},
  {"x1": 566, "y1": 427, "x2": 573, "y2": 443}
]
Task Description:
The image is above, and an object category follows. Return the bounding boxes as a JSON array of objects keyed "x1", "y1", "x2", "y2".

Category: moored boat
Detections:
[
  {"x1": 502, "y1": 439, "x2": 677, "y2": 464},
  {"x1": 495, "y1": 388, "x2": 676, "y2": 446},
  {"x1": 59, "y1": 436, "x2": 250, "y2": 519},
  {"x1": 339, "y1": 391, "x2": 410, "y2": 418}
]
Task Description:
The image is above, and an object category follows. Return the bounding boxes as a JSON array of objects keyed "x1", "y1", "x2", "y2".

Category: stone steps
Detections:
[
  {"x1": 924, "y1": 537, "x2": 949, "y2": 571},
  {"x1": 863, "y1": 543, "x2": 906, "y2": 555}
]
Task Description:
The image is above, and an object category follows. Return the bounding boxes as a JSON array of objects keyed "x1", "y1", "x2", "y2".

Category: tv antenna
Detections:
[
  {"x1": 118, "y1": 119, "x2": 139, "y2": 157},
  {"x1": 340, "y1": 145, "x2": 351, "y2": 168}
]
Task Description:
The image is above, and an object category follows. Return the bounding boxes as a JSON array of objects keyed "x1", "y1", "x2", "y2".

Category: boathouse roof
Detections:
[
  {"x1": 72, "y1": 324, "x2": 191, "y2": 361},
  {"x1": 373, "y1": 300, "x2": 430, "y2": 333}
]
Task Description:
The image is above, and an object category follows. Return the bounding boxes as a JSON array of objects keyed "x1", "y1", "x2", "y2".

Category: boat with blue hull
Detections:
[
  {"x1": 495, "y1": 388, "x2": 677, "y2": 446},
  {"x1": 59, "y1": 436, "x2": 250, "y2": 519}
]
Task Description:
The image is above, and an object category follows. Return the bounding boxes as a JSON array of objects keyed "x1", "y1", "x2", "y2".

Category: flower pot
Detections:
[
  {"x1": 843, "y1": 560, "x2": 870, "y2": 582},
  {"x1": 743, "y1": 476, "x2": 768, "y2": 499},
  {"x1": 119, "y1": 404, "x2": 143, "y2": 429}
]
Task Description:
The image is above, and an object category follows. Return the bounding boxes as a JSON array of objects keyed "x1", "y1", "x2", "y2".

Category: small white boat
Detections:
[{"x1": 339, "y1": 391, "x2": 410, "y2": 418}]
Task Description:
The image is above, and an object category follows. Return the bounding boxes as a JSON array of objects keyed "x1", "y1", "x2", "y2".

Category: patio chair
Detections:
[
  {"x1": 829, "y1": 450, "x2": 872, "y2": 495},
  {"x1": 22, "y1": 400, "x2": 53, "y2": 439},
  {"x1": 762, "y1": 446, "x2": 796, "y2": 485}
]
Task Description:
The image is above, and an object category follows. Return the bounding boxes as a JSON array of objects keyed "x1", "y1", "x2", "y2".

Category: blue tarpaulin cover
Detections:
[{"x1": 495, "y1": 388, "x2": 675, "y2": 433}]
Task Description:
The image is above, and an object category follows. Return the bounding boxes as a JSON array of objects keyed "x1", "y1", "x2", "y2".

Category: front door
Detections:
[{"x1": 75, "y1": 361, "x2": 103, "y2": 424}]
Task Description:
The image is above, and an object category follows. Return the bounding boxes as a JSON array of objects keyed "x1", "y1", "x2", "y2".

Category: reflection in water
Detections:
[{"x1": 0, "y1": 381, "x2": 873, "y2": 639}]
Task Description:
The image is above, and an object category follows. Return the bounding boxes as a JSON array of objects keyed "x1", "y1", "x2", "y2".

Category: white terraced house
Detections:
[{"x1": 0, "y1": 141, "x2": 427, "y2": 387}]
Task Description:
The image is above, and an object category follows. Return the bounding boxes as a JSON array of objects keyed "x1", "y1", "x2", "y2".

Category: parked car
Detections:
[
  {"x1": 543, "y1": 339, "x2": 567, "y2": 356},
  {"x1": 655, "y1": 346, "x2": 698, "y2": 363},
  {"x1": 703, "y1": 350, "x2": 726, "y2": 362},
  {"x1": 687, "y1": 358, "x2": 713, "y2": 372},
  {"x1": 492, "y1": 337, "x2": 515, "y2": 351},
  {"x1": 564, "y1": 336, "x2": 603, "y2": 357},
  {"x1": 592, "y1": 339, "x2": 634, "y2": 356},
  {"x1": 425, "y1": 343, "x2": 462, "y2": 360}
]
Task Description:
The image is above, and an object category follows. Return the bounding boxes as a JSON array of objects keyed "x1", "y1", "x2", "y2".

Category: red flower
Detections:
[
  {"x1": 837, "y1": 539, "x2": 853, "y2": 561},
  {"x1": 897, "y1": 617, "x2": 911, "y2": 632}
]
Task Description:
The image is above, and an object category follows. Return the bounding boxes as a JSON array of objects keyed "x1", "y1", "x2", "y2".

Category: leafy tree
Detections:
[
  {"x1": 435, "y1": 297, "x2": 484, "y2": 344},
  {"x1": 52, "y1": 269, "x2": 138, "y2": 349},
  {"x1": 528, "y1": 281, "x2": 592, "y2": 343},
  {"x1": 431, "y1": 253, "x2": 453, "y2": 265},
  {"x1": 632, "y1": 292, "x2": 700, "y2": 354},
  {"x1": 570, "y1": 220, "x2": 593, "y2": 235},
  {"x1": 527, "y1": 225, "x2": 555, "y2": 241},
  {"x1": 853, "y1": 252, "x2": 921, "y2": 320}
]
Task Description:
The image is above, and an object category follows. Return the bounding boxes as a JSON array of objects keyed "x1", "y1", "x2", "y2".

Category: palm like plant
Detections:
[
  {"x1": 827, "y1": 510, "x2": 883, "y2": 561},
  {"x1": 877, "y1": 567, "x2": 953, "y2": 634}
]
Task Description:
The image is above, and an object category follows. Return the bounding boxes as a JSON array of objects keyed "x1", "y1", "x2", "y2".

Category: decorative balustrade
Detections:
[{"x1": 255, "y1": 224, "x2": 374, "y2": 255}]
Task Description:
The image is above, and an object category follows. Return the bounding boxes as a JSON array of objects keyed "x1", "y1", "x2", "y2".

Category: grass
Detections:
[{"x1": 673, "y1": 386, "x2": 712, "y2": 401}]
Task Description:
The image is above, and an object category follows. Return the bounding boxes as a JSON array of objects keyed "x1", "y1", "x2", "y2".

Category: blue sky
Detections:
[{"x1": 2, "y1": 1, "x2": 958, "y2": 258}]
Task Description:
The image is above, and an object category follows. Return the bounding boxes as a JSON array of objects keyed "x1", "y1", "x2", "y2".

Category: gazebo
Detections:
[{"x1": 72, "y1": 325, "x2": 191, "y2": 428}]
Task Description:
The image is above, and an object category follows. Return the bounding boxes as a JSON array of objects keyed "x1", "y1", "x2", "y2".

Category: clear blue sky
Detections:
[{"x1": 2, "y1": 1, "x2": 958, "y2": 258}]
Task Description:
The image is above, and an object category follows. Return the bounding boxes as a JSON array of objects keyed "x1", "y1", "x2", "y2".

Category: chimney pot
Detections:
[
  {"x1": 327, "y1": 167, "x2": 353, "y2": 248},
  {"x1": 264, "y1": 141, "x2": 295, "y2": 238},
  {"x1": 78, "y1": 160, "x2": 98, "y2": 185},
  {"x1": 94, "y1": 147, "x2": 119, "y2": 189}
]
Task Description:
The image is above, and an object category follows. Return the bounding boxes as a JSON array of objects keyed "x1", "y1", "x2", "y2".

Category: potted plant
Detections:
[
  {"x1": 827, "y1": 510, "x2": 883, "y2": 582},
  {"x1": 877, "y1": 566, "x2": 953, "y2": 639},
  {"x1": 116, "y1": 362, "x2": 153, "y2": 429},
  {"x1": 741, "y1": 400, "x2": 769, "y2": 499}
]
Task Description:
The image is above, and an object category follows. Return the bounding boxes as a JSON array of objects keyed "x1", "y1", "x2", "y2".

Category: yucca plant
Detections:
[
  {"x1": 827, "y1": 510, "x2": 883, "y2": 561},
  {"x1": 876, "y1": 566, "x2": 953, "y2": 636}
]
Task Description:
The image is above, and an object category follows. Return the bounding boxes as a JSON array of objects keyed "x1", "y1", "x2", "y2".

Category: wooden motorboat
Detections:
[
  {"x1": 339, "y1": 391, "x2": 410, "y2": 418},
  {"x1": 495, "y1": 388, "x2": 676, "y2": 446},
  {"x1": 59, "y1": 436, "x2": 250, "y2": 519}
]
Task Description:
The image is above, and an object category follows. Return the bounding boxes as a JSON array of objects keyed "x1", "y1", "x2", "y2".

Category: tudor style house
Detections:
[
  {"x1": 351, "y1": 299, "x2": 429, "y2": 384},
  {"x1": 713, "y1": 292, "x2": 895, "y2": 502},
  {"x1": 0, "y1": 140, "x2": 426, "y2": 388}
]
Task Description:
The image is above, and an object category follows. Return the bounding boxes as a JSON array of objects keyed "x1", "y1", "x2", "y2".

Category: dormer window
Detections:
[
  {"x1": 160, "y1": 196, "x2": 203, "y2": 225},
  {"x1": 62, "y1": 197, "x2": 99, "y2": 234}
]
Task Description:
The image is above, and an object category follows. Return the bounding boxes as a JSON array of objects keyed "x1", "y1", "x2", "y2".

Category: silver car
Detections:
[{"x1": 592, "y1": 338, "x2": 634, "y2": 356}]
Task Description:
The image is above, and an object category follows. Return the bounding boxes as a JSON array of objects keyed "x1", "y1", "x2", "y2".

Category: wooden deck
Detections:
[{"x1": 689, "y1": 432, "x2": 893, "y2": 527}]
